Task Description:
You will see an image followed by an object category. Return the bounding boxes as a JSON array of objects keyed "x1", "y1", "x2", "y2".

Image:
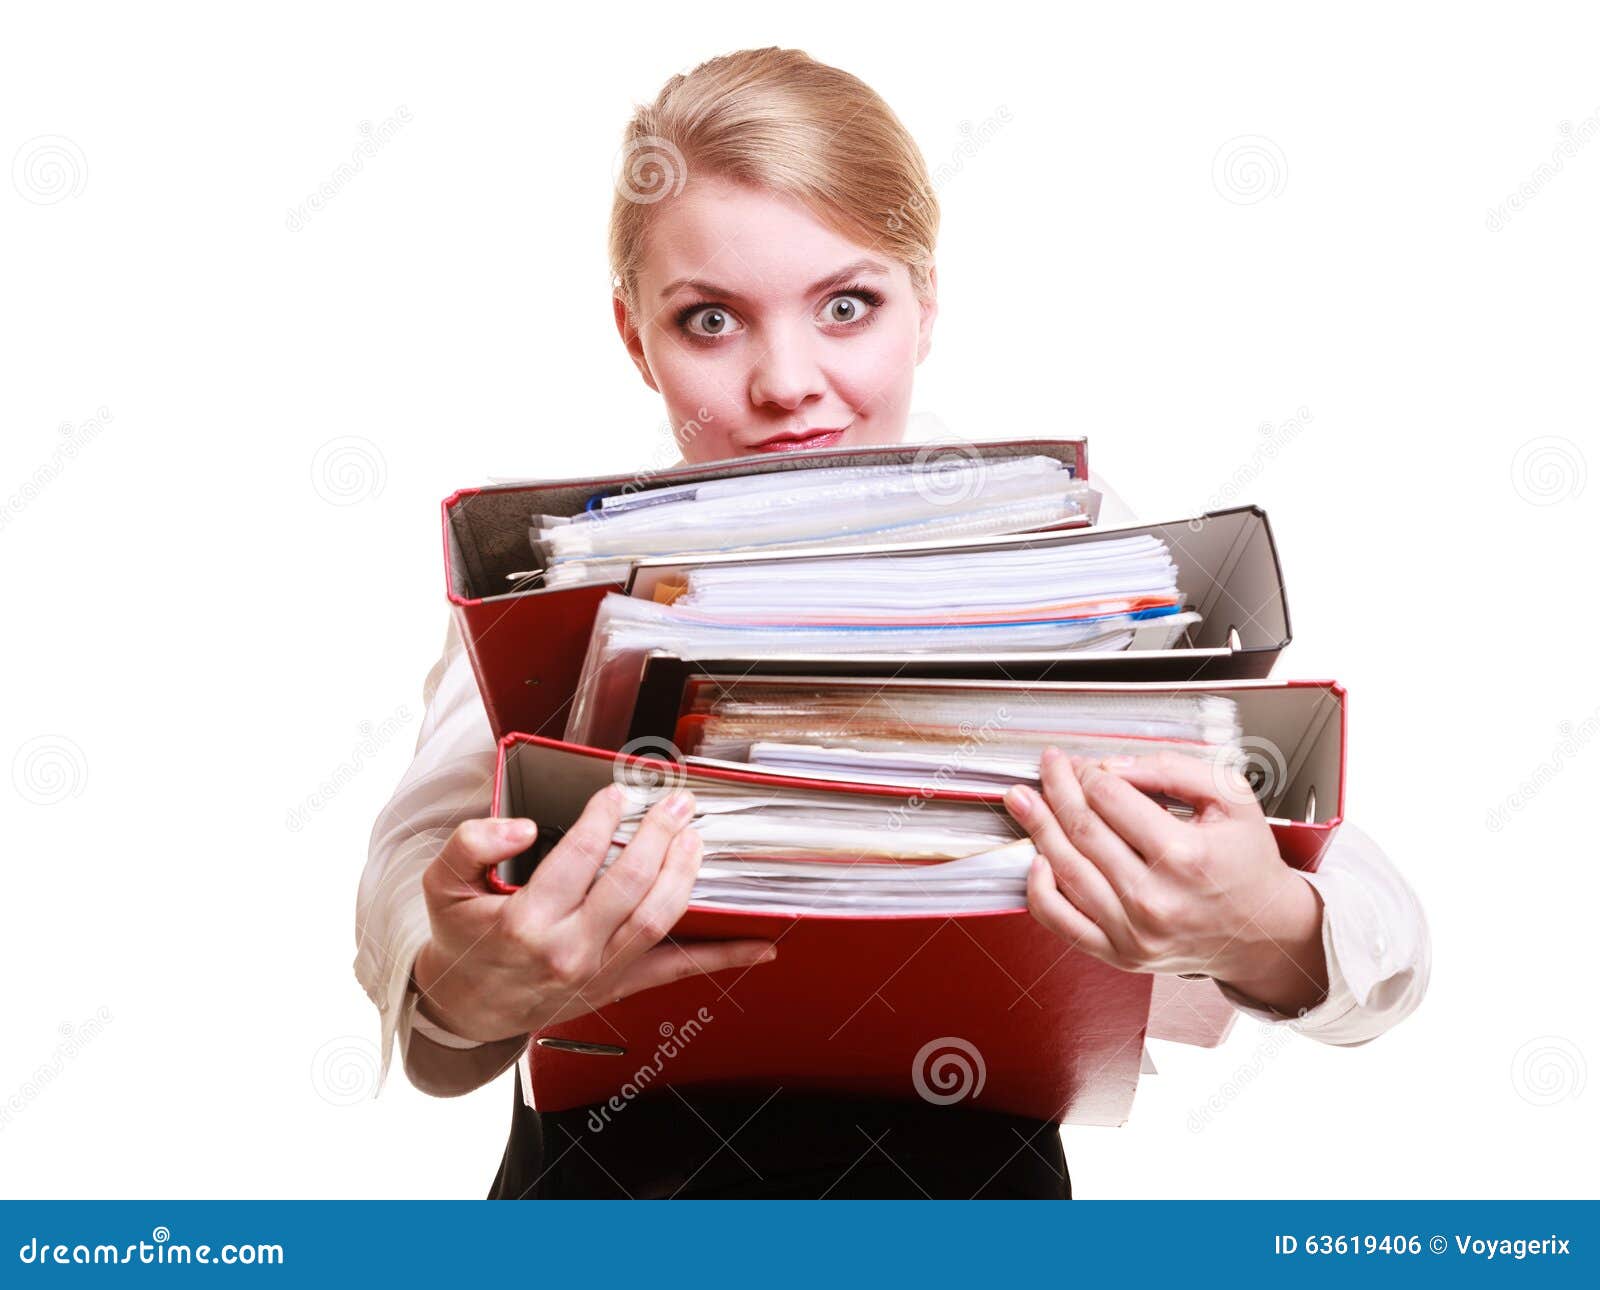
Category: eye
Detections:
[
  {"x1": 818, "y1": 288, "x2": 884, "y2": 328},
  {"x1": 680, "y1": 306, "x2": 743, "y2": 339}
]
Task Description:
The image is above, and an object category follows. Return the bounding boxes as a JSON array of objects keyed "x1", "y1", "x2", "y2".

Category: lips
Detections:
[{"x1": 748, "y1": 427, "x2": 850, "y2": 453}]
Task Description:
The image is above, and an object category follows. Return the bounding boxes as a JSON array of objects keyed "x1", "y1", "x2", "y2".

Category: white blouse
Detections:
[{"x1": 353, "y1": 475, "x2": 1431, "y2": 1091}]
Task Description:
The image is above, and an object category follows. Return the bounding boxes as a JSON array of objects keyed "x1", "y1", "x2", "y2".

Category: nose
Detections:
[{"x1": 747, "y1": 325, "x2": 827, "y2": 412}]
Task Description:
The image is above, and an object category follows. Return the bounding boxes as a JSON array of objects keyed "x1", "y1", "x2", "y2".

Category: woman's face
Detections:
[{"x1": 615, "y1": 175, "x2": 937, "y2": 464}]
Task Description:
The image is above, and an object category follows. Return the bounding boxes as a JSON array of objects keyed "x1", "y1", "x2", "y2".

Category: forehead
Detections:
[{"x1": 638, "y1": 176, "x2": 893, "y2": 300}]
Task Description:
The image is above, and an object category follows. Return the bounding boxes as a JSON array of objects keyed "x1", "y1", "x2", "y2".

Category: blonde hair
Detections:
[{"x1": 608, "y1": 47, "x2": 939, "y2": 319}]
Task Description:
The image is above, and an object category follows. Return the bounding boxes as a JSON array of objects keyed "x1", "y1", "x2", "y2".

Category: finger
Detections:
[
  {"x1": 577, "y1": 789, "x2": 696, "y2": 941},
  {"x1": 1026, "y1": 854, "x2": 1117, "y2": 961},
  {"x1": 1096, "y1": 749, "x2": 1259, "y2": 819},
  {"x1": 605, "y1": 937, "x2": 778, "y2": 1000},
  {"x1": 1003, "y1": 780, "x2": 1127, "y2": 934},
  {"x1": 601, "y1": 824, "x2": 704, "y2": 968},
  {"x1": 1036, "y1": 746, "x2": 1148, "y2": 897},
  {"x1": 1074, "y1": 757, "x2": 1203, "y2": 873},
  {"x1": 519, "y1": 782, "x2": 626, "y2": 912},
  {"x1": 429, "y1": 818, "x2": 537, "y2": 903}
]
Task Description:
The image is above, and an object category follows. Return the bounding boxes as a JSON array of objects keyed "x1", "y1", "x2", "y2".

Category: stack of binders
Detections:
[{"x1": 441, "y1": 439, "x2": 1344, "y2": 1124}]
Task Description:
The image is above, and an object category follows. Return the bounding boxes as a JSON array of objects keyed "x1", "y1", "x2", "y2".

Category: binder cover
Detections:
[
  {"x1": 444, "y1": 439, "x2": 1090, "y2": 740},
  {"x1": 490, "y1": 733, "x2": 1153, "y2": 1126},
  {"x1": 632, "y1": 675, "x2": 1344, "y2": 873},
  {"x1": 625, "y1": 504, "x2": 1290, "y2": 680},
  {"x1": 581, "y1": 507, "x2": 1294, "y2": 751}
]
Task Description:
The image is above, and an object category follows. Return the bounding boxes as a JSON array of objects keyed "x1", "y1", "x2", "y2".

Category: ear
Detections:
[
  {"x1": 613, "y1": 293, "x2": 660, "y2": 393},
  {"x1": 914, "y1": 264, "x2": 939, "y2": 365}
]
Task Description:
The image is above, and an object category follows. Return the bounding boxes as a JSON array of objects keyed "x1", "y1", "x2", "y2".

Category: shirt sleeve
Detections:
[
  {"x1": 353, "y1": 616, "x2": 499, "y2": 1091},
  {"x1": 1213, "y1": 822, "x2": 1432, "y2": 1045}
]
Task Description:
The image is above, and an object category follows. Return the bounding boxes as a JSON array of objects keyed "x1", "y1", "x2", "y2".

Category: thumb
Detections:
[
  {"x1": 1087, "y1": 750, "x2": 1258, "y2": 818},
  {"x1": 427, "y1": 817, "x2": 538, "y2": 903}
]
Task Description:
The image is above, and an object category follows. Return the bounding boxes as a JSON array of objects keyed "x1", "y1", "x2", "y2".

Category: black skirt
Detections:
[{"x1": 487, "y1": 1068, "x2": 1070, "y2": 1199}]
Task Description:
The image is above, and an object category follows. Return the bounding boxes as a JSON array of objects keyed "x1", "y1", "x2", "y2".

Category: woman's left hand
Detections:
[{"x1": 1004, "y1": 746, "x2": 1330, "y2": 1015}]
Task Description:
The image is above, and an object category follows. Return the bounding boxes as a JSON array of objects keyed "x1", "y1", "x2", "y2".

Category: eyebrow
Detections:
[{"x1": 658, "y1": 257, "x2": 892, "y2": 302}]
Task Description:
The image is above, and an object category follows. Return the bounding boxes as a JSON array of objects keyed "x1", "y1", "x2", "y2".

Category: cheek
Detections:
[
  {"x1": 829, "y1": 320, "x2": 919, "y2": 416},
  {"x1": 643, "y1": 334, "x2": 743, "y2": 455}
]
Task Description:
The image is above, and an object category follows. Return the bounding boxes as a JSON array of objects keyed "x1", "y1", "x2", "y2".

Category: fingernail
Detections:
[
  {"x1": 1006, "y1": 784, "x2": 1037, "y2": 814},
  {"x1": 1040, "y1": 745, "x2": 1060, "y2": 767},
  {"x1": 758, "y1": 946, "x2": 778, "y2": 963},
  {"x1": 500, "y1": 818, "x2": 536, "y2": 844},
  {"x1": 1101, "y1": 755, "x2": 1134, "y2": 771},
  {"x1": 664, "y1": 788, "x2": 695, "y2": 821}
]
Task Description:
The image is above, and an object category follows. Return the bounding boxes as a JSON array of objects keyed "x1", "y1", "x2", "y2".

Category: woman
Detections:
[{"x1": 354, "y1": 47, "x2": 1429, "y2": 1199}]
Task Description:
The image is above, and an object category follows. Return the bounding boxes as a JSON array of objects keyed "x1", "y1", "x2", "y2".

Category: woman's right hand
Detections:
[{"x1": 409, "y1": 784, "x2": 777, "y2": 1043}]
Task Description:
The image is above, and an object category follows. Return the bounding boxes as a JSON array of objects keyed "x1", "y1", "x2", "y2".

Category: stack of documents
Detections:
[
  {"x1": 526, "y1": 455, "x2": 1094, "y2": 587},
  {"x1": 674, "y1": 681, "x2": 1245, "y2": 792},
  {"x1": 563, "y1": 532, "x2": 1199, "y2": 747},
  {"x1": 607, "y1": 780, "x2": 1034, "y2": 914}
]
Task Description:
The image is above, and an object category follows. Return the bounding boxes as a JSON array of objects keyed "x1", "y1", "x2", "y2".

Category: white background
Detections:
[{"x1": 2, "y1": 0, "x2": 1595, "y2": 1199}]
